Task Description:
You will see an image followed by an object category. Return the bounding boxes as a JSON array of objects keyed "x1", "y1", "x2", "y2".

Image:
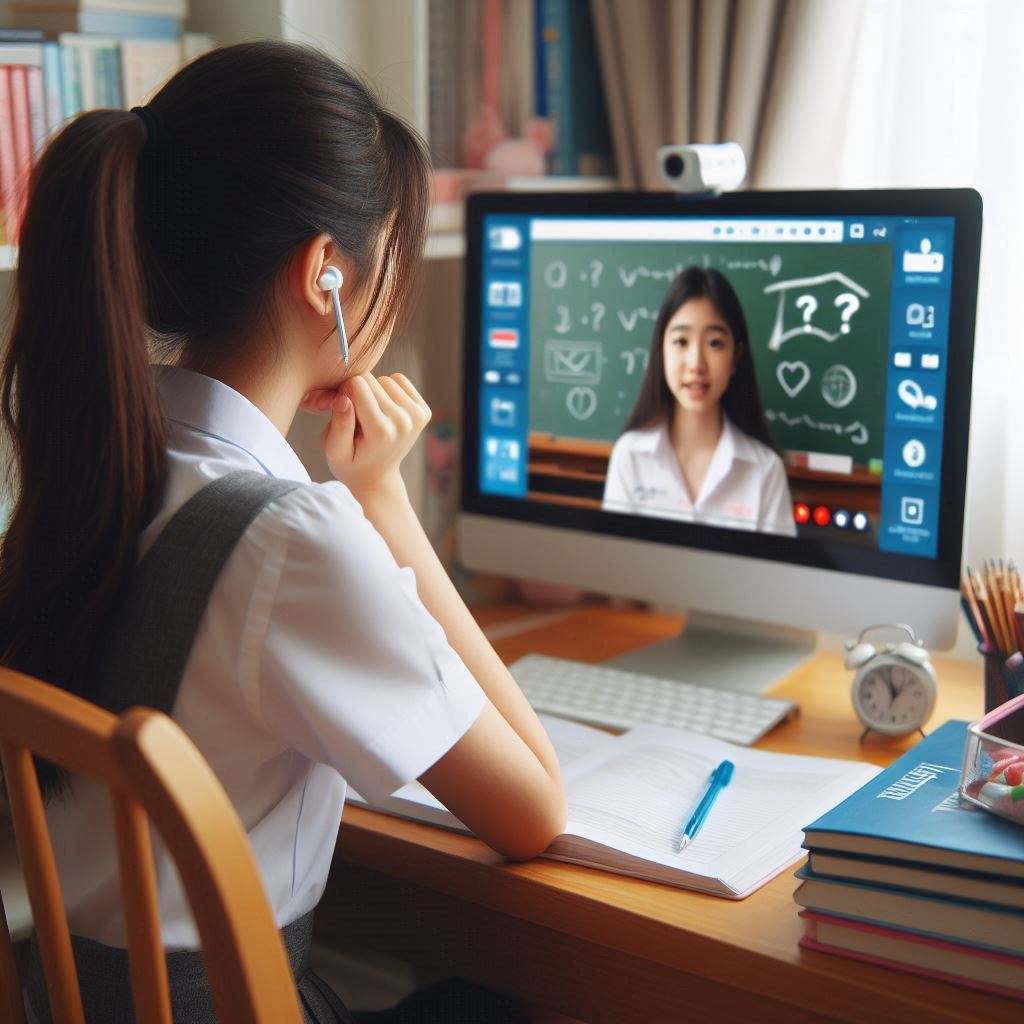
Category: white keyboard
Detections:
[{"x1": 510, "y1": 654, "x2": 797, "y2": 746}]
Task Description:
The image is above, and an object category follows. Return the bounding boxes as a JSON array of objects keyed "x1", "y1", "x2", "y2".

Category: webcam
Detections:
[{"x1": 657, "y1": 142, "x2": 747, "y2": 195}]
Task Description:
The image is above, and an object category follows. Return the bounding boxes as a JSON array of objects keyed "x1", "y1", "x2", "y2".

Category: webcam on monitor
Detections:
[{"x1": 657, "y1": 142, "x2": 747, "y2": 194}]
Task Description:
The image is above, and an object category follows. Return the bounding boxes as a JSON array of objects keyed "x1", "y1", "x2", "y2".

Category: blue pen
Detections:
[{"x1": 677, "y1": 760, "x2": 734, "y2": 852}]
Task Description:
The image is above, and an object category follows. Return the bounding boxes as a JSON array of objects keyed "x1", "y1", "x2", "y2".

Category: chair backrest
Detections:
[{"x1": 0, "y1": 666, "x2": 304, "y2": 1024}]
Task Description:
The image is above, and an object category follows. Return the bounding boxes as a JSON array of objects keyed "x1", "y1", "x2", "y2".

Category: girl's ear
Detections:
[{"x1": 293, "y1": 233, "x2": 354, "y2": 317}]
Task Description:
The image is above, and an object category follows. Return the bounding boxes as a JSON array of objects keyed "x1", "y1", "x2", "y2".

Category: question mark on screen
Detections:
[
  {"x1": 795, "y1": 294, "x2": 818, "y2": 331},
  {"x1": 834, "y1": 292, "x2": 861, "y2": 335},
  {"x1": 588, "y1": 260, "x2": 603, "y2": 288},
  {"x1": 590, "y1": 302, "x2": 606, "y2": 331}
]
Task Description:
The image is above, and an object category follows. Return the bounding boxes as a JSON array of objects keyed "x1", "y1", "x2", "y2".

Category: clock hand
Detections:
[{"x1": 882, "y1": 665, "x2": 897, "y2": 702}]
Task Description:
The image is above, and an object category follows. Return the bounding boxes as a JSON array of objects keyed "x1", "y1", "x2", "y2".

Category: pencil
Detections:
[
  {"x1": 996, "y1": 567, "x2": 1019, "y2": 653},
  {"x1": 972, "y1": 569, "x2": 1008, "y2": 656},
  {"x1": 960, "y1": 570, "x2": 986, "y2": 646},
  {"x1": 986, "y1": 563, "x2": 1015, "y2": 656}
]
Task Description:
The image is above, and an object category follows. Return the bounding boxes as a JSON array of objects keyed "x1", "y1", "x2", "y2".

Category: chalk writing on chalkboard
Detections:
[
  {"x1": 617, "y1": 307, "x2": 659, "y2": 332},
  {"x1": 763, "y1": 272, "x2": 870, "y2": 350},
  {"x1": 545, "y1": 339, "x2": 603, "y2": 386},
  {"x1": 821, "y1": 365, "x2": 858, "y2": 408},
  {"x1": 765, "y1": 410, "x2": 870, "y2": 446},
  {"x1": 529, "y1": 240, "x2": 891, "y2": 461},
  {"x1": 567, "y1": 387, "x2": 598, "y2": 421}
]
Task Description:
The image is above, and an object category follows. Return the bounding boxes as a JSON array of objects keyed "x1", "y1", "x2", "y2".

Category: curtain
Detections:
[
  {"x1": 756, "y1": 0, "x2": 1024, "y2": 581},
  {"x1": 591, "y1": 0, "x2": 786, "y2": 189}
]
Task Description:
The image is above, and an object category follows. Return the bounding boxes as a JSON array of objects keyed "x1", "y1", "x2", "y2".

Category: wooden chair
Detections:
[{"x1": 0, "y1": 666, "x2": 304, "y2": 1024}]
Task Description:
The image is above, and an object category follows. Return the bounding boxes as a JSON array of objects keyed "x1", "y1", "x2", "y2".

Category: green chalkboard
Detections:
[{"x1": 528, "y1": 241, "x2": 893, "y2": 464}]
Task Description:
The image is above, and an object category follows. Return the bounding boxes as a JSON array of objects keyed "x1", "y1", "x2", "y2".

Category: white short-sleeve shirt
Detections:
[
  {"x1": 47, "y1": 367, "x2": 486, "y2": 949},
  {"x1": 601, "y1": 417, "x2": 796, "y2": 536}
]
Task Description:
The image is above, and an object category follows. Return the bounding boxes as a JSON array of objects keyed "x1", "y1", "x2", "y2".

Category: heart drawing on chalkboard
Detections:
[{"x1": 777, "y1": 361, "x2": 811, "y2": 399}]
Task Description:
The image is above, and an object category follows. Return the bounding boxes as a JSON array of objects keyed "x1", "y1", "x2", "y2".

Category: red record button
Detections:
[
  {"x1": 793, "y1": 503, "x2": 811, "y2": 525},
  {"x1": 813, "y1": 505, "x2": 831, "y2": 527}
]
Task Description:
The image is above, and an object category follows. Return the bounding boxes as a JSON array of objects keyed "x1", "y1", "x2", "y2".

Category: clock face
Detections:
[{"x1": 856, "y1": 661, "x2": 933, "y2": 733}]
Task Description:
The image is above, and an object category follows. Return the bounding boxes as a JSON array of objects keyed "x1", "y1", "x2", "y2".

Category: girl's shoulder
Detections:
[{"x1": 253, "y1": 477, "x2": 387, "y2": 561}]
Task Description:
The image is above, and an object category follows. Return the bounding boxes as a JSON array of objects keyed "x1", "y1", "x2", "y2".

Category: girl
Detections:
[
  {"x1": 0, "y1": 41, "x2": 565, "y2": 1022},
  {"x1": 602, "y1": 267, "x2": 795, "y2": 536}
]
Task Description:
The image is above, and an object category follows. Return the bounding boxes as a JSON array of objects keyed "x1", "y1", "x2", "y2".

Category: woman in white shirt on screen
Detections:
[
  {"x1": 602, "y1": 267, "x2": 796, "y2": 536},
  {"x1": 0, "y1": 40, "x2": 564, "y2": 1023}
]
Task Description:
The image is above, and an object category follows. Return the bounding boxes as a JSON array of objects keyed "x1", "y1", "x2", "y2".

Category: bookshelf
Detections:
[{"x1": 0, "y1": 0, "x2": 619, "y2": 539}]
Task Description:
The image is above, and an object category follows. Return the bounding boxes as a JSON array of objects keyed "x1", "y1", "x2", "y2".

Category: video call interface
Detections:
[{"x1": 475, "y1": 211, "x2": 956, "y2": 559}]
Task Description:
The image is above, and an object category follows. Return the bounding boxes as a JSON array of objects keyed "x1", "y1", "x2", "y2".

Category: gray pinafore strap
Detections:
[
  {"x1": 25, "y1": 470, "x2": 354, "y2": 1023},
  {"x1": 92, "y1": 469, "x2": 301, "y2": 716}
]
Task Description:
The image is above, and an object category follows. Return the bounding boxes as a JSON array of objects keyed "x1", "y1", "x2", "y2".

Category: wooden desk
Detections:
[{"x1": 319, "y1": 604, "x2": 1018, "y2": 1024}]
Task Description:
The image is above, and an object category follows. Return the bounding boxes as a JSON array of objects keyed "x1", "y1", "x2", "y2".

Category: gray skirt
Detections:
[{"x1": 25, "y1": 911, "x2": 354, "y2": 1023}]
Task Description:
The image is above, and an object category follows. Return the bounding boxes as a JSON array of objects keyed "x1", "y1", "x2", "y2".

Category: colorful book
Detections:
[
  {"x1": 120, "y1": 38, "x2": 180, "y2": 107},
  {"x1": 58, "y1": 34, "x2": 120, "y2": 110},
  {"x1": 807, "y1": 849, "x2": 1024, "y2": 911},
  {"x1": 793, "y1": 865, "x2": 1024, "y2": 957},
  {"x1": 41, "y1": 42, "x2": 63, "y2": 134},
  {"x1": 25, "y1": 64, "x2": 45, "y2": 151},
  {"x1": 0, "y1": 42, "x2": 44, "y2": 66},
  {"x1": 539, "y1": 0, "x2": 613, "y2": 177},
  {"x1": 803, "y1": 719, "x2": 1024, "y2": 878},
  {"x1": 7, "y1": 0, "x2": 187, "y2": 17},
  {"x1": 350, "y1": 715, "x2": 880, "y2": 899},
  {"x1": 0, "y1": 68, "x2": 17, "y2": 245},
  {"x1": 59, "y1": 38, "x2": 82, "y2": 119},
  {"x1": 0, "y1": 29, "x2": 45, "y2": 41},
  {"x1": 7, "y1": 65, "x2": 32, "y2": 236},
  {"x1": 800, "y1": 910, "x2": 1024, "y2": 1000},
  {"x1": 3, "y1": 10, "x2": 181, "y2": 38}
]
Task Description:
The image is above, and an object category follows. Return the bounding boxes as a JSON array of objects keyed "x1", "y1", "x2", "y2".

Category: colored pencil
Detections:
[{"x1": 962, "y1": 561, "x2": 1023, "y2": 658}]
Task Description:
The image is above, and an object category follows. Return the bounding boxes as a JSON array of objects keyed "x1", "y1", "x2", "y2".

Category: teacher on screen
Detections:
[{"x1": 602, "y1": 267, "x2": 796, "y2": 536}]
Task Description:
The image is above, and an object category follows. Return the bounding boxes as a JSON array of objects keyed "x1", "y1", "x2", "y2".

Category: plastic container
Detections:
[{"x1": 959, "y1": 692, "x2": 1024, "y2": 827}]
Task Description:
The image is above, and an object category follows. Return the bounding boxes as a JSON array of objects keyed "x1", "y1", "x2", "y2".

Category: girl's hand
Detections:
[{"x1": 320, "y1": 372, "x2": 431, "y2": 503}]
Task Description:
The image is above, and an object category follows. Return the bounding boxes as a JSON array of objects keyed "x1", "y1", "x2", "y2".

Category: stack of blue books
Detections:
[{"x1": 795, "y1": 720, "x2": 1024, "y2": 1000}]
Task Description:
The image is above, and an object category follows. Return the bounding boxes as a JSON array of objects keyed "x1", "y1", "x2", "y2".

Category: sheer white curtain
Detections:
[{"x1": 756, "y1": 0, "x2": 1024, "y2": 603}]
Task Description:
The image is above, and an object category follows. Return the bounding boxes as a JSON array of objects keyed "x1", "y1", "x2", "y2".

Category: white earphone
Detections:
[{"x1": 317, "y1": 266, "x2": 348, "y2": 364}]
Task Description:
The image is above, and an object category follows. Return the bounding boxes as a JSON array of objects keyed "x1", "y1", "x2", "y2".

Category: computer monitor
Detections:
[{"x1": 459, "y1": 189, "x2": 982, "y2": 689}]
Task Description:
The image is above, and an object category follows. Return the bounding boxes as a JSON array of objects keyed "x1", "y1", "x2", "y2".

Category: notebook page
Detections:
[{"x1": 557, "y1": 725, "x2": 880, "y2": 886}]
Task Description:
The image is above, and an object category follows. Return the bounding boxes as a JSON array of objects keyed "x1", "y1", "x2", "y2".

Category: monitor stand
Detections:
[{"x1": 605, "y1": 611, "x2": 816, "y2": 696}]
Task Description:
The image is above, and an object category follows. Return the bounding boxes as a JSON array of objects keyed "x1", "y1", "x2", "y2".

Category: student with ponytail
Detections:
[{"x1": 0, "y1": 41, "x2": 564, "y2": 1022}]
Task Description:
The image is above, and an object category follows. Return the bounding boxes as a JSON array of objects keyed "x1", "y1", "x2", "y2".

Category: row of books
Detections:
[
  {"x1": 428, "y1": 0, "x2": 614, "y2": 179},
  {"x1": 0, "y1": 6, "x2": 212, "y2": 246},
  {"x1": 794, "y1": 720, "x2": 1024, "y2": 1000}
]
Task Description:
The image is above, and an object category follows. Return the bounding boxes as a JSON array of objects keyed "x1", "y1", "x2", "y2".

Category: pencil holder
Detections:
[
  {"x1": 980, "y1": 643, "x2": 1010, "y2": 712},
  {"x1": 959, "y1": 691, "x2": 1024, "y2": 827}
]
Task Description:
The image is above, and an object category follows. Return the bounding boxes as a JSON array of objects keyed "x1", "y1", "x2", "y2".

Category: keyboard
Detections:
[{"x1": 510, "y1": 653, "x2": 798, "y2": 746}]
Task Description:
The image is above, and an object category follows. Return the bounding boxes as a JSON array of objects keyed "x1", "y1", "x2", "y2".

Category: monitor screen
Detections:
[{"x1": 460, "y1": 190, "x2": 981, "y2": 647}]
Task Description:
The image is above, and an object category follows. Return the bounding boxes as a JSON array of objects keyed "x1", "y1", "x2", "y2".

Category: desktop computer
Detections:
[{"x1": 458, "y1": 189, "x2": 982, "y2": 726}]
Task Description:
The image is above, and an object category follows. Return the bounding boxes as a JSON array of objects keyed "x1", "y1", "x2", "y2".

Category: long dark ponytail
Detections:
[
  {"x1": 0, "y1": 42, "x2": 429, "y2": 795},
  {"x1": 621, "y1": 266, "x2": 781, "y2": 454},
  {"x1": 1, "y1": 110, "x2": 164, "y2": 720}
]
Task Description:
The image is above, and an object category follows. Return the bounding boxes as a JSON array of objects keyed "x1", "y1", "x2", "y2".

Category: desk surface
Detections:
[{"x1": 322, "y1": 603, "x2": 1019, "y2": 1024}]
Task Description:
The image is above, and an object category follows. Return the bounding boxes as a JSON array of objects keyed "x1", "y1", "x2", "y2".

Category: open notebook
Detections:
[{"x1": 349, "y1": 716, "x2": 880, "y2": 899}]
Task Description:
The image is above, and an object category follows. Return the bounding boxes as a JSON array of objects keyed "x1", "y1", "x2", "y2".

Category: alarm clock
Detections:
[{"x1": 845, "y1": 624, "x2": 937, "y2": 740}]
